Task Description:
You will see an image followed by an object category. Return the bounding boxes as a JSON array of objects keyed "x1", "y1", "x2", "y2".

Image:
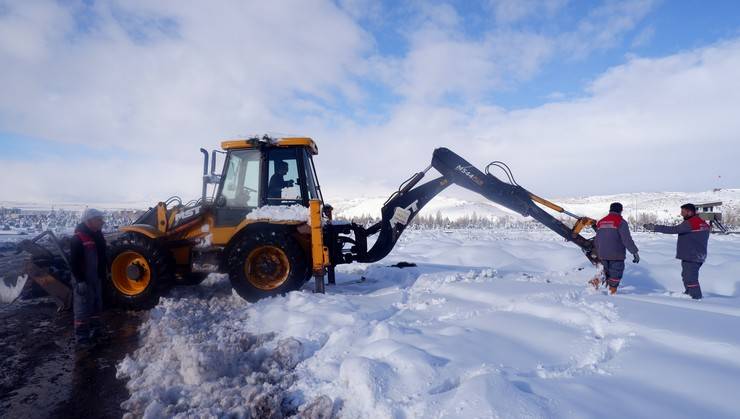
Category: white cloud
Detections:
[
  {"x1": 0, "y1": 0, "x2": 372, "y2": 156},
  {"x1": 291, "y1": 37, "x2": 740, "y2": 202},
  {"x1": 381, "y1": 0, "x2": 657, "y2": 105},
  {"x1": 631, "y1": 24, "x2": 655, "y2": 48},
  {"x1": 560, "y1": 0, "x2": 657, "y2": 57},
  {"x1": 2, "y1": 0, "x2": 735, "y2": 206},
  {"x1": 0, "y1": 156, "x2": 195, "y2": 205},
  {"x1": 488, "y1": 0, "x2": 569, "y2": 24},
  {"x1": 336, "y1": 0, "x2": 384, "y2": 22},
  {"x1": 385, "y1": 3, "x2": 556, "y2": 105}
]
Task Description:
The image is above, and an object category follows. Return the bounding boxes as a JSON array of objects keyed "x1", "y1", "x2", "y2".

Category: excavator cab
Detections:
[{"x1": 209, "y1": 137, "x2": 322, "y2": 227}]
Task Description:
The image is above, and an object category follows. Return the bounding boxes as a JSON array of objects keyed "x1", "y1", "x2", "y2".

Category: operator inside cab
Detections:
[{"x1": 267, "y1": 160, "x2": 294, "y2": 201}]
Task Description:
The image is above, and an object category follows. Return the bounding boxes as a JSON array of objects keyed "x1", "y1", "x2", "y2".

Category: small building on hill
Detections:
[{"x1": 696, "y1": 202, "x2": 729, "y2": 234}]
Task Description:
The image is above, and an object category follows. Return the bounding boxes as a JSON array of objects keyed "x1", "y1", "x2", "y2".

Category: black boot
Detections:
[{"x1": 686, "y1": 285, "x2": 702, "y2": 300}]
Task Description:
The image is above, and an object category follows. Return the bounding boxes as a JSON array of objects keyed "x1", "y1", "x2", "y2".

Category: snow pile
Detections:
[
  {"x1": 246, "y1": 205, "x2": 309, "y2": 223},
  {"x1": 0, "y1": 274, "x2": 27, "y2": 304},
  {"x1": 116, "y1": 275, "x2": 331, "y2": 418},
  {"x1": 121, "y1": 229, "x2": 740, "y2": 418},
  {"x1": 194, "y1": 234, "x2": 213, "y2": 249},
  {"x1": 194, "y1": 224, "x2": 213, "y2": 249}
]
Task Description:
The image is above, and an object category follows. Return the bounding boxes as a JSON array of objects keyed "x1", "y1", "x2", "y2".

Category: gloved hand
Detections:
[
  {"x1": 287, "y1": 180, "x2": 295, "y2": 187},
  {"x1": 643, "y1": 223, "x2": 655, "y2": 231},
  {"x1": 632, "y1": 253, "x2": 640, "y2": 264}
]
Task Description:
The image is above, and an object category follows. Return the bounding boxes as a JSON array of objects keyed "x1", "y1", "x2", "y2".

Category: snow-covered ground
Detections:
[{"x1": 117, "y1": 228, "x2": 740, "y2": 418}]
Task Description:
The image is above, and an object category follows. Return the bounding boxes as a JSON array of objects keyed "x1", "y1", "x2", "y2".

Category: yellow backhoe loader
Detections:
[{"x1": 104, "y1": 135, "x2": 599, "y2": 309}]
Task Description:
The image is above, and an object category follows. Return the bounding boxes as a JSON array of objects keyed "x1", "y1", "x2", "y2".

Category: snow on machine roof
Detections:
[{"x1": 221, "y1": 136, "x2": 318, "y2": 155}]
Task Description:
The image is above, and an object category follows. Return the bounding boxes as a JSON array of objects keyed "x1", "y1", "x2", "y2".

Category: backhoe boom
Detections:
[{"x1": 326, "y1": 148, "x2": 599, "y2": 267}]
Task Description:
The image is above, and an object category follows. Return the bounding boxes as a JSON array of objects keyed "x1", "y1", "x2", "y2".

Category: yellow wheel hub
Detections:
[
  {"x1": 111, "y1": 251, "x2": 151, "y2": 296},
  {"x1": 245, "y1": 245, "x2": 290, "y2": 291}
]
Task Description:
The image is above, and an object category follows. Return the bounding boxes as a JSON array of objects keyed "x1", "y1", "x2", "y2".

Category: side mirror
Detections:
[{"x1": 215, "y1": 195, "x2": 227, "y2": 207}]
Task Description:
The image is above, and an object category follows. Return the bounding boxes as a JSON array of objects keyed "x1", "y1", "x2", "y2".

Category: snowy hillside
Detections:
[
  {"x1": 328, "y1": 195, "x2": 516, "y2": 221},
  {"x1": 117, "y1": 229, "x2": 740, "y2": 418},
  {"x1": 327, "y1": 188, "x2": 740, "y2": 224},
  {"x1": 558, "y1": 189, "x2": 740, "y2": 221}
]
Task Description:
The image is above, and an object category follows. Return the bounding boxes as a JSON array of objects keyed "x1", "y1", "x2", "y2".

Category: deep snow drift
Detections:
[{"x1": 118, "y1": 229, "x2": 740, "y2": 418}]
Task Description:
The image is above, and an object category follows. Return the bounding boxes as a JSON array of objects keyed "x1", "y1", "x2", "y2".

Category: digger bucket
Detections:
[{"x1": 3, "y1": 230, "x2": 74, "y2": 309}]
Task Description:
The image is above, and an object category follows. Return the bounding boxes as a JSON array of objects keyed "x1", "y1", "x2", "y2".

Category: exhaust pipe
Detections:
[{"x1": 200, "y1": 148, "x2": 209, "y2": 204}]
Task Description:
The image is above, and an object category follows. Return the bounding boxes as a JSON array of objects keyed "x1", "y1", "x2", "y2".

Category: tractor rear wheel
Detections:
[
  {"x1": 107, "y1": 233, "x2": 173, "y2": 310},
  {"x1": 227, "y1": 228, "x2": 309, "y2": 302}
]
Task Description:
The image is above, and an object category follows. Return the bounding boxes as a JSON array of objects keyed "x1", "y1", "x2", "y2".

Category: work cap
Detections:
[{"x1": 81, "y1": 208, "x2": 105, "y2": 222}]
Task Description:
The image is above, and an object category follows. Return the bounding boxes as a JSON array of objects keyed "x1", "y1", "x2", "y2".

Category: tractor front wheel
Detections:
[
  {"x1": 107, "y1": 233, "x2": 173, "y2": 310},
  {"x1": 227, "y1": 228, "x2": 308, "y2": 302}
]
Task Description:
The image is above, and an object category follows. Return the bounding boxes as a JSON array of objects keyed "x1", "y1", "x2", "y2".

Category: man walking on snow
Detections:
[
  {"x1": 591, "y1": 202, "x2": 640, "y2": 295},
  {"x1": 70, "y1": 208, "x2": 107, "y2": 345},
  {"x1": 644, "y1": 203, "x2": 709, "y2": 300}
]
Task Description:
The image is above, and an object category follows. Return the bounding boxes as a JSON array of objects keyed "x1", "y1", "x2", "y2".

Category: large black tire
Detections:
[
  {"x1": 107, "y1": 233, "x2": 174, "y2": 310},
  {"x1": 227, "y1": 227, "x2": 309, "y2": 302}
]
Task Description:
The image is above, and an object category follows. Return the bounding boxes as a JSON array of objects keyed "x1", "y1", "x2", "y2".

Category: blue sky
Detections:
[{"x1": 1, "y1": 0, "x2": 739, "y2": 203}]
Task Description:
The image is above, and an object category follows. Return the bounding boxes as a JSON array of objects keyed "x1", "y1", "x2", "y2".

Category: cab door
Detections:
[
  {"x1": 265, "y1": 147, "x2": 308, "y2": 206},
  {"x1": 214, "y1": 149, "x2": 262, "y2": 226}
]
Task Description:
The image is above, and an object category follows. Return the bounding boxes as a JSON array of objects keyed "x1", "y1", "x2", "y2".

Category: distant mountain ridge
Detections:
[
  {"x1": 3, "y1": 188, "x2": 738, "y2": 226},
  {"x1": 327, "y1": 188, "x2": 740, "y2": 224}
]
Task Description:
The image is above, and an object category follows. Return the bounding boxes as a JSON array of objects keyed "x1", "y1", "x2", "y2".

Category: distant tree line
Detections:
[
  {"x1": 339, "y1": 208, "x2": 740, "y2": 232},
  {"x1": 339, "y1": 211, "x2": 549, "y2": 230}
]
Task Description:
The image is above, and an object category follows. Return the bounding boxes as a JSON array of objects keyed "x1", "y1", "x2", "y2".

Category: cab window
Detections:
[
  {"x1": 220, "y1": 149, "x2": 260, "y2": 208},
  {"x1": 267, "y1": 149, "x2": 304, "y2": 205}
]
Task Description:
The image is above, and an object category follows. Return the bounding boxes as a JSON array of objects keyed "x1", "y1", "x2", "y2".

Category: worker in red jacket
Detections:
[
  {"x1": 70, "y1": 208, "x2": 107, "y2": 345},
  {"x1": 644, "y1": 203, "x2": 710, "y2": 300},
  {"x1": 592, "y1": 202, "x2": 640, "y2": 294}
]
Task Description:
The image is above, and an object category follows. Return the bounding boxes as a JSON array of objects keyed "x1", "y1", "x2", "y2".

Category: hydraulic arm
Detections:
[{"x1": 326, "y1": 148, "x2": 600, "y2": 267}]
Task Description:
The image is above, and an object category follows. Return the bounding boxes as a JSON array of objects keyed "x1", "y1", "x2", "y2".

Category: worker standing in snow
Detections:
[
  {"x1": 644, "y1": 203, "x2": 709, "y2": 300},
  {"x1": 70, "y1": 208, "x2": 107, "y2": 345},
  {"x1": 592, "y1": 202, "x2": 640, "y2": 294}
]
